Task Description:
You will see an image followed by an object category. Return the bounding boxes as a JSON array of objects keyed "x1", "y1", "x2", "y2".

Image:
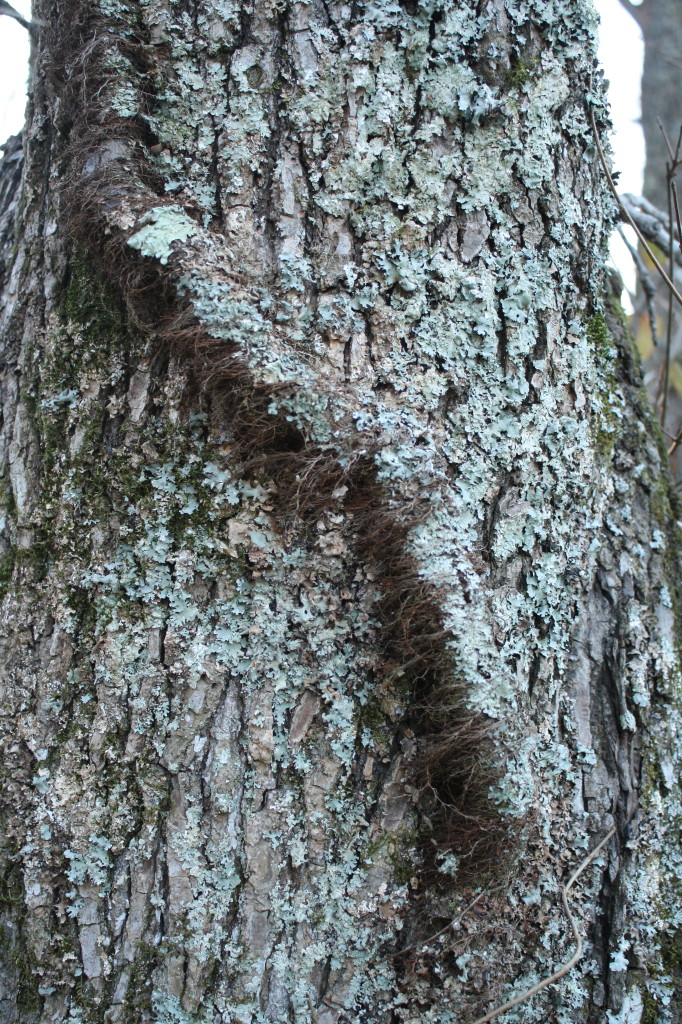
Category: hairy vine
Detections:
[{"x1": 45, "y1": 0, "x2": 509, "y2": 889}]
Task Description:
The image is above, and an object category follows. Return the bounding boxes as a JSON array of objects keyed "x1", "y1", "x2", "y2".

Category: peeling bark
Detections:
[{"x1": 0, "y1": 2, "x2": 681, "y2": 1023}]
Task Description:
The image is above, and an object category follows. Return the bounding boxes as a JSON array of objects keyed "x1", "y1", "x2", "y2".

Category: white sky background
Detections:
[
  {"x1": 596, "y1": 0, "x2": 645, "y2": 197},
  {"x1": 595, "y1": 0, "x2": 645, "y2": 300},
  {"x1": 0, "y1": 0, "x2": 31, "y2": 144},
  {"x1": 0, "y1": 0, "x2": 645, "y2": 287}
]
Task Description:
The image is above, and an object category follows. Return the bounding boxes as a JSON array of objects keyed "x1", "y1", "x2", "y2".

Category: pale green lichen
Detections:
[
  {"x1": 3, "y1": 0, "x2": 681, "y2": 1020},
  {"x1": 128, "y1": 206, "x2": 198, "y2": 264}
]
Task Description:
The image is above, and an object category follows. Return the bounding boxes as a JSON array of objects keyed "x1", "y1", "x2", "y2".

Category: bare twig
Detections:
[
  {"x1": 589, "y1": 108, "x2": 682, "y2": 308},
  {"x1": 0, "y1": 0, "x2": 35, "y2": 36},
  {"x1": 671, "y1": 181, "x2": 682, "y2": 258},
  {"x1": 374, "y1": 887, "x2": 495, "y2": 966},
  {"x1": 621, "y1": 194, "x2": 682, "y2": 269},
  {"x1": 655, "y1": 123, "x2": 682, "y2": 428},
  {"x1": 658, "y1": 118, "x2": 677, "y2": 166},
  {"x1": 660, "y1": 165, "x2": 676, "y2": 426},
  {"x1": 469, "y1": 827, "x2": 616, "y2": 1024},
  {"x1": 616, "y1": 0, "x2": 646, "y2": 27},
  {"x1": 657, "y1": 120, "x2": 682, "y2": 168},
  {"x1": 628, "y1": 192, "x2": 680, "y2": 231},
  {"x1": 666, "y1": 420, "x2": 682, "y2": 457},
  {"x1": 617, "y1": 225, "x2": 660, "y2": 346},
  {"x1": 306, "y1": 993, "x2": 319, "y2": 1023}
]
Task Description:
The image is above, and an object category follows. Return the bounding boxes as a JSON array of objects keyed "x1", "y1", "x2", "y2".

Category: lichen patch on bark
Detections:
[{"x1": 0, "y1": 1, "x2": 681, "y2": 1023}]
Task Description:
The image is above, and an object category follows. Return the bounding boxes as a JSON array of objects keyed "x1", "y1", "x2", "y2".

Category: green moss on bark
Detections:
[{"x1": 587, "y1": 312, "x2": 622, "y2": 460}]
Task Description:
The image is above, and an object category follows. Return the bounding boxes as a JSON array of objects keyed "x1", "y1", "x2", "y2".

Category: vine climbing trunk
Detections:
[{"x1": 0, "y1": 2, "x2": 681, "y2": 1023}]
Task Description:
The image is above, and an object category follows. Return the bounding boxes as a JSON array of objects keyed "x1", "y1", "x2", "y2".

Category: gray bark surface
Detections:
[{"x1": 0, "y1": 2, "x2": 680, "y2": 1023}]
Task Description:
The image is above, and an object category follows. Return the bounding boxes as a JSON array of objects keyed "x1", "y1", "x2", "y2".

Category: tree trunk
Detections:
[
  {"x1": 0, "y1": 2, "x2": 681, "y2": 1022},
  {"x1": 616, "y1": 0, "x2": 682, "y2": 476},
  {"x1": 618, "y1": 0, "x2": 682, "y2": 213}
]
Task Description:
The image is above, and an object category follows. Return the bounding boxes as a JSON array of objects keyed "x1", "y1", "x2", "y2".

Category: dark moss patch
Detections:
[
  {"x1": 121, "y1": 942, "x2": 162, "y2": 1023},
  {"x1": 587, "y1": 312, "x2": 622, "y2": 460},
  {"x1": 0, "y1": 546, "x2": 16, "y2": 599},
  {"x1": 15, "y1": 535, "x2": 53, "y2": 582},
  {"x1": 62, "y1": 254, "x2": 133, "y2": 368},
  {"x1": 505, "y1": 55, "x2": 538, "y2": 91},
  {"x1": 586, "y1": 311, "x2": 611, "y2": 359},
  {"x1": 0, "y1": 842, "x2": 42, "y2": 1017},
  {"x1": 641, "y1": 985, "x2": 658, "y2": 1024}
]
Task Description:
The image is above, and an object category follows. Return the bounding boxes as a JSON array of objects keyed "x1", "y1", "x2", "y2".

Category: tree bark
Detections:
[{"x1": 0, "y1": 2, "x2": 681, "y2": 1023}]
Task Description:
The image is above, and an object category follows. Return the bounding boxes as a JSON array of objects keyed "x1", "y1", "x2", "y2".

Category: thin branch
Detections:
[
  {"x1": 0, "y1": 0, "x2": 35, "y2": 36},
  {"x1": 655, "y1": 120, "x2": 682, "y2": 168},
  {"x1": 668, "y1": 426, "x2": 682, "y2": 458},
  {"x1": 617, "y1": 225, "x2": 660, "y2": 347},
  {"x1": 469, "y1": 827, "x2": 616, "y2": 1024},
  {"x1": 661, "y1": 164, "x2": 676, "y2": 428},
  {"x1": 658, "y1": 118, "x2": 677, "y2": 166},
  {"x1": 621, "y1": 194, "x2": 682, "y2": 270},
  {"x1": 628, "y1": 192, "x2": 678, "y2": 228},
  {"x1": 629, "y1": 191, "x2": 680, "y2": 229},
  {"x1": 589, "y1": 108, "x2": 682, "y2": 308},
  {"x1": 306, "y1": 993, "x2": 319, "y2": 1024},
  {"x1": 374, "y1": 887, "x2": 494, "y2": 966},
  {"x1": 672, "y1": 181, "x2": 682, "y2": 257},
  {"x1": 616, "y1": 0, "x2": 645, "y2": 27}
]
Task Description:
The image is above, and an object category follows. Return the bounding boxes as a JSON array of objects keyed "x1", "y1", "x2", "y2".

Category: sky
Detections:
[
  {"x1": 0, "y1": 0, "x2": 645, "y2": 286},
  {"x1": 0, "y1": 0, "x2": 31, "y2": 144},
  {"x1": 595, "y1": 0, "x2": 645, "y2": 197},
  {"x1": 593, "y1": 0, "x2": 645, "y2": 299}
]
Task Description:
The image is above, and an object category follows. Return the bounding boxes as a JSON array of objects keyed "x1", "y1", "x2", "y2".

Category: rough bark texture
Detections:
[{"x1": 0, "y1": 2, "x2": 681, "y2": 1023}]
